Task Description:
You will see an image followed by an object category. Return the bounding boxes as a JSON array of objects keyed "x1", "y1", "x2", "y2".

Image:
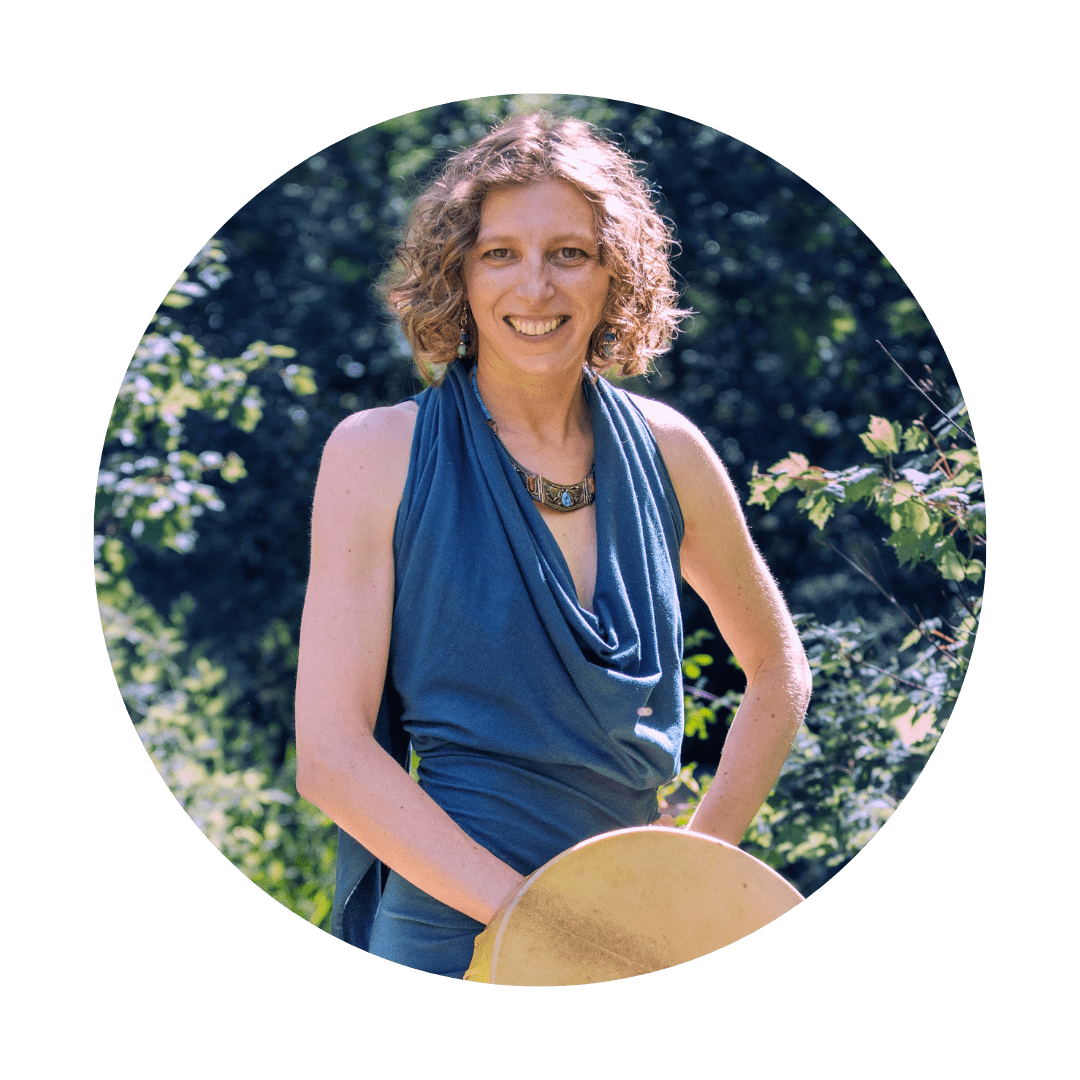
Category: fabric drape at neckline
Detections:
[{"x1": 332, "y1": 362, "x2": 685, "y2": 949}]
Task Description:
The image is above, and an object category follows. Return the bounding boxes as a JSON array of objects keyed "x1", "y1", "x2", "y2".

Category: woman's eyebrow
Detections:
[{"x1": 474, "y1": 231, "x2": 597, "y2": 247}]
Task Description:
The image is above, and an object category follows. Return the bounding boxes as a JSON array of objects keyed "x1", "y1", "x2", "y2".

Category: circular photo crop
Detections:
[{"x1": 95, "y1": 94, "x2": 983, "y2": 983}]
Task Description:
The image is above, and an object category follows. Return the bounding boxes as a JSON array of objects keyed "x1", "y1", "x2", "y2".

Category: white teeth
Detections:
[{"x1": 507, "y1": 316, "x2": 564, "y2": 336}]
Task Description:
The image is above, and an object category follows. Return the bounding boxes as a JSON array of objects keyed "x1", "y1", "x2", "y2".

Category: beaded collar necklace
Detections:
[{"x1": 470, "y1": 366, "x2": 596, "y2": 513}]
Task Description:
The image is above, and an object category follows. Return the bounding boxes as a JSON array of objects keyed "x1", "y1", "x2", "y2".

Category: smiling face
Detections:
[{"x1": 464, "y1": 179, "x2": 613, "y2": 378}]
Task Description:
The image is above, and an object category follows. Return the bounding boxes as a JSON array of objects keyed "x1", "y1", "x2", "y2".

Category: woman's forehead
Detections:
[{"x1": 477, "y1": 179, "x2": 597, "y2": 238}]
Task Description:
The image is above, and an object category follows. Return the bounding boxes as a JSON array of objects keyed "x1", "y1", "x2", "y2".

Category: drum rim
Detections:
[{"x1": 480, "y1": 825, "x2": 803, "y2": 984}]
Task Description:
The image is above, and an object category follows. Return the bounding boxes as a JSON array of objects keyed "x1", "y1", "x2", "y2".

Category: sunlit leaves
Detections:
[
  {"x1": 98, "y1": 245, "x2": 317, "y2": 554},
  {"x1": 681, "y1": 653, "x2": 713, "y2": 680},
  {"x1": 681, "y1": 629, "x2": 725, "y2": 740},
  {"x1": 903, "y1": 424, "x2": 930, "y2": 452},
  {"x1": 98, "y1": 553, "x2": 337, "y2": 927},
  {"x1": 893, "y1": 703, "x2": 937, "y2": 748},
  {"x1": 281, "y1": 362, "x2": 318, "y2": 397},
  {"x1": 859, "y1": 415, "x2": 901, "y2": 458},
  {"x1": 96, "y1": 244, "x2": 337, "y2": 928},
  {"x1": 750, "y1": 413, "x2": 985, "y2": 583},
  {"x1": 159, "y1": 240, "x2": 231, "y2": 308},
  {"x1": 690, "y1": 400, "x2": 981, "y2": 891},
  {"x1": 161, "y1": 277, "x2": 205, "y2": 309},
  {"x1": 657, "y1": 763, "x2": 703, "y2": 821},
  {"x1": 113, "y1": 331, "x2": 281, "y2": 447},
  {"x1": 743, "y1": 614, "x2": 957, "y2": 877}
]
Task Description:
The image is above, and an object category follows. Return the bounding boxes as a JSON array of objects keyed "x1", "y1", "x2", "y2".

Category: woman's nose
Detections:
[{"x1": 514, "y1": 255, "x2": 555, "y2": 305}]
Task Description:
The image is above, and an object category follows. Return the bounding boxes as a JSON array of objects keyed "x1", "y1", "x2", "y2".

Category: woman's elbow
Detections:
[
  {"x1": 294, "y1": 743, "x2": 323, "y2": 807},
  {"x1": 794, "y1": 652, "x2": 812, "y2": 704},
  {"x1": 294, "y1": 720, "x2": 336, "y2": 809},
  {"x1": 790, "y1": 642, "x2": 813, "y2": 711},
  {"x1": 749, "y1": 643, "x2": 812, "y2": 716},
  {"x1": 293, "y1": 719, "x2": 379, "y2": 810}
]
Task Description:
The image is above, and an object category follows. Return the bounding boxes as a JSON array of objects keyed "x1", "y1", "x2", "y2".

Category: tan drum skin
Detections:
[{"x1": 464, "y1": 826, "x2": 802, "y2": 986}]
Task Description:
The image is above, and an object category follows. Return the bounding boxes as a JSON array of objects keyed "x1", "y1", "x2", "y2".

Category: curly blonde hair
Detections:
[{"x1": 381, "y1": 112, "x2": 688, "y2": 384}]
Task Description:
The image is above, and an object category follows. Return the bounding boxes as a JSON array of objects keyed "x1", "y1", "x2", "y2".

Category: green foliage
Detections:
[
  {"x1": 97, "y1": 241, "x2": 313, "y2": 555},
  {"x1": 670, "y1": 606, "x2": 975, "y2": 894},
  {"x1": 741, "y1": 614, "x2": 961, "y2": 891},
  {"x1": 681, "y1": 629, "x2": 731, "y2": 741},
  {"x1": 749, "y1": 409, "x2": 984, "y2": 585},
  {"x1": 96, "y1": 246, "x2": 337, "y2": 930},
  {"x1": 667, "y1": 386, "x2": 981, "y2": 894}
]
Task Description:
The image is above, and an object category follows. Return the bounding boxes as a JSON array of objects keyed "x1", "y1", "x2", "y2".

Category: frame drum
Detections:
[{"x1": 464, "y1": 826, "x2": 802, "y2": 985}]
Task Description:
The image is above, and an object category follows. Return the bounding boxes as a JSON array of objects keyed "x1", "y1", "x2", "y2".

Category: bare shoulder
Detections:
[
  {"x1": 325, "y1": 399, "x2": 418, "y2": 460},
  {"x1": 625, "y1": 391, "x2": 729, "y2": 497},
  {"x1": 314, "y1": 400, "x2": 419, "y2": 529},
  {"x1": 321, "y1": 400, "x2": 417, "y2": 479}
]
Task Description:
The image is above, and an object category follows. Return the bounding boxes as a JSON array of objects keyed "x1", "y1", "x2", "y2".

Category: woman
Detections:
[{"x1": 295, "y1": 112, "x2": 811, "y2": 979}]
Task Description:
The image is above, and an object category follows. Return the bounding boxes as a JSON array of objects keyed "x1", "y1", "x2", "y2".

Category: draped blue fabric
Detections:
[{"x1": 331, "y1": 363, "x2": 685, "y2": 975}]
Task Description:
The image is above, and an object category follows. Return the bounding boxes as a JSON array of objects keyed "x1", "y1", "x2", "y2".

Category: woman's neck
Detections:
[{"x1": 472, "y1": 356, "x2": 590, "y2": 450}]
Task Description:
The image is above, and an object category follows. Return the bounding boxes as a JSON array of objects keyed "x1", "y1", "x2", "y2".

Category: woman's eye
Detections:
[
  {"x1": 557, "y1": 247, "x2": 587, "y2": 260},
  {"x1": 484, "y1": 248, "x2": 511, "y2": 259}
]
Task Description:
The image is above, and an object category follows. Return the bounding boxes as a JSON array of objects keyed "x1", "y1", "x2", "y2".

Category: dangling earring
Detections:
[
  {"x1": 457, "y1": 305, "x2": 471, "y2": 359},
  {"x1": 602, "y1": 331, "x2": 615, "y2": 360}
]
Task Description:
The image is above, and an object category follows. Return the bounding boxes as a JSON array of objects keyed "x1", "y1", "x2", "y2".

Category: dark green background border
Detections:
[{"x1": 10, "y1": 4, "x2": 1071, "y2": 1075}]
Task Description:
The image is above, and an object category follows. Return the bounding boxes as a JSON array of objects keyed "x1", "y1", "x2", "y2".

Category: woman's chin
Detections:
[
  {"x1": 480, "y1": 336, "x2": 592, "y2": 379},
  {"x1": 491, "y1": 353, "x2": 588, "y2": 383}
]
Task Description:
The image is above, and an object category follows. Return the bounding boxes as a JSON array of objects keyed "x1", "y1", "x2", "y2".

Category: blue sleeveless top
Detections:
[{"x1": 331, "y1": 362, "x2": 685, "y2": 947}]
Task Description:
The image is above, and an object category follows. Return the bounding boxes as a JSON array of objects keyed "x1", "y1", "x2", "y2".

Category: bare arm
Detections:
[
  {"x1": 633, "y1": 395, "x2": 812, "y2": 845},
  {"x1": 294, "y1": 404, "x2": 525, "y2": 924}
]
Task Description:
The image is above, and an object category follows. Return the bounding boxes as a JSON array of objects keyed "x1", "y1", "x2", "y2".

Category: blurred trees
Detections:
[
  {"x1": 97, "y1": 96, "x2": 982, "y2": 922},
  {"x1": 96, "y1": 245, "x2": 337, "y2": 925}
]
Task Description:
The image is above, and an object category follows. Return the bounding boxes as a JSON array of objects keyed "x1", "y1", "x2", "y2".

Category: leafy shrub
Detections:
[
  {"x1": 97, "y1": 247, "x2": 337, "y2": 929},
  {"x1": 664, "y1": 390, "x2": 982, "y2": 895}
]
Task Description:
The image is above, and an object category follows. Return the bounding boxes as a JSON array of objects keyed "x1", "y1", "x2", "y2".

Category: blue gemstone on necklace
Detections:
[{"x1": 561, "y1": 490, "x2": 572, "y2": 508}]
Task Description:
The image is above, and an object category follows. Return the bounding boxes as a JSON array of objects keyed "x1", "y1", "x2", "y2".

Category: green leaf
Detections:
[
  {"x1": 842, "y1": 464, "x2": 881, "y2": 492},
  {"x1": 771, "y1": 452, "x2": 810, "y2": 478},
  {"x1": 219, "y1": 452, "x2": 247, "y2": 483},
  {"x1": 894, "y1": 704, "x2": 937, "y2": 747},
  {"x1": 859, "y1": 416, "x2": 901, "y2": 458},
  {"x1": 747, "y1": 464, "x2": 783, "y2": 509},
  {"x1": 898, "y1": 495, "x2": 933, "y2": 535},
  {"x1": 902, "y1": 424, "x2": 930, "y2": 452},
  {"x1": 802, "y1": 490, "x2": 837, "y2": 530},
  {"x1": 682, "y1": 652, "x2": 714, "y2": 679},
  {"x1": 934, "y1": 540, "x2": 967, "y2": 582},
  {"x1": 282, "y1": 363, "x2": 318, "y2": 396},
  {"x1": 683, "y1": 703, "x2": 716, "y2": 739}
]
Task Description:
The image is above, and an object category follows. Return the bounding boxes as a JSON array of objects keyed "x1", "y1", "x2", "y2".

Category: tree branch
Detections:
[
  {"x1": 857, "y1": 660, "x2": 931, "y2": 692},
  {"x1": 684, "y1": 683, "x2": 725, "y2": 705},
  {"x1": 878, "y1": 341, "x2": 976, "y2": 443},
  {"x1": 818, "y1": 537, "x2": 960, "y2": 668}
]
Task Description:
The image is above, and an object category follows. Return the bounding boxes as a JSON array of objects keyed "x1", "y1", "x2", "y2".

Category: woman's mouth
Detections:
[{"x1": 505, "y1": 316, "x2": 567, "y2": 337}]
